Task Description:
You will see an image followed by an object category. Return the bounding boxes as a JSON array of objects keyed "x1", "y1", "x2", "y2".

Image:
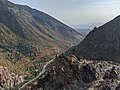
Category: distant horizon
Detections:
[{"x1": 9, "y1": 0, "x2": 120, "y2": 29}]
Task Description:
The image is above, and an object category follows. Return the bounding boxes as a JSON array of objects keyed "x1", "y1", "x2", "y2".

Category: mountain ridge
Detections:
[
  {"x1": 0, "y1": 0, "x2": 83, "y2": 80},
  {"x1": 67, "y1": 15, "x2": 120, "y2": 62},
  {"x1": 11, "y1": 4, "x2": 120, "y2": 90}
]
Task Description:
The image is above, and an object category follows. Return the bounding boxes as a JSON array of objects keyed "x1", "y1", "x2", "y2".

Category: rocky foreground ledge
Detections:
[
  {"x1": 0, "y1": 66, "x2": 24, "y2": 90},
  {"x1": 20, "y1": 55, "x2": 120, "y2": 90}
]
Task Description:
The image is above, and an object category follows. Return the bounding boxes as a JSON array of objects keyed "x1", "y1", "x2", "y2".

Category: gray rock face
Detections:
[
  {"x1": 20, "y1": 55, "x2": 120, "y2": 90},
  {"x1": 0, "y1": 66, "x2": 24, "y2": 89},
  {"x1": 103, "y1": 67, "x2": 118, "y2": 79},
  {"x1": 116, "y1": 83, "x2": 120, "y2": 90},
  {"x1": 80, "y1": 63, "x2": 97, "y2": 83}
]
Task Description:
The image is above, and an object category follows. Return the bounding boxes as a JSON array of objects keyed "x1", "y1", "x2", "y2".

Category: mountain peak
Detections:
[
  {"x1": 67, "y1": 15, "x2": 120, "y2": 62},
  {"x1": 113, "y1": 15, "x2": 120, "y2": 20}
]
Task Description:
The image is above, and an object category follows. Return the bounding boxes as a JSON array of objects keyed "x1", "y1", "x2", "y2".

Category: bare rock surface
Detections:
[
  {"x1": 20, "y1": 55, "x2": 120, "y2": 90},
  {"x1": 0, "y1": 66, "x2": 24, "y2": 89}
]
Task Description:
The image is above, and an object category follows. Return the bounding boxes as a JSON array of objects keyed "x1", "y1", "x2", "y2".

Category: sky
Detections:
[{"x1": 9, "y1": 0, "x2": 120, "y2": 29}]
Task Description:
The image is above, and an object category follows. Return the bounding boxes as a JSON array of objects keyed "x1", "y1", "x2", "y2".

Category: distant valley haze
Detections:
[{"x1": 9, "y1": 0, "x2": 120, "y2": 30}]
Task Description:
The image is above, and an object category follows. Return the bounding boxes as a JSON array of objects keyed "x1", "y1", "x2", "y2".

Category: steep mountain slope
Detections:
[
  {"x1": 67, "y1": 15, "x2": 120, "y2": 62},
  {"x1": 20, "y1": 55, "x2": 120, "y2": 90},
  {"x1": 16, "y1": 4, "x2": 83, "y2": 45},
  {"x1": 0, "y1": 0, "x2": 83, "y2": 76},
  {"x1": 0, "y1": 0, "x2": 83, "y2": 55}
]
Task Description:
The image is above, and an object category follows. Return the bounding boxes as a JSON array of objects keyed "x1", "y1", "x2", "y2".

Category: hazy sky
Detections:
[{"x1": 9, "y1": 0, "x2": 120, "y2": 28}]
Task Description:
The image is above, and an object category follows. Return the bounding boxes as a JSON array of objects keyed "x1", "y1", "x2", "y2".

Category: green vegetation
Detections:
[{"x1": 0, "y1": 0, "x2": 83, "y2": 89}]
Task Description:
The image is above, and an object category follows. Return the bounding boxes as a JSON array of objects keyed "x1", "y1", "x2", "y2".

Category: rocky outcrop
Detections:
[
  {"x1": 103, "y1": 67, "x2": 118, "y2": 79},
  {"x1": 20, "y1": 55, "x2": 120, "y2": 90},
  {"x1": 0, "y1": 66, "x2": 24, "y2": 89}
]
